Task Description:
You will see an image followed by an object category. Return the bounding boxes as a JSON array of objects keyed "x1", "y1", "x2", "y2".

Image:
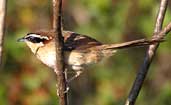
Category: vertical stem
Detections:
[
  {"x1": 0, "y1": 0, "x2": 7, "y2": 66},
  {"x1": 52, "y1": 0, "x2": 68, "y2": 105},
  {"x1": 125, "y1": 0, "x2": 168, "y2": 105}
]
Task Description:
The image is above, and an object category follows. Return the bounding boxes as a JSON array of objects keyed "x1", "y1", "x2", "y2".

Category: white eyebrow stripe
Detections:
[{"x1": 26, "y1": 34, "x2": 49, "y2": 40}]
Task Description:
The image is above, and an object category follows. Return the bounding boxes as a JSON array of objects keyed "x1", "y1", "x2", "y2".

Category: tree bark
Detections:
[
  {"x1": 52, "y1": 0, "x2": 68, "y2": 105},
  {"x1": 125, "y1": 0, "x2": 169, "y2": 105},
  {"x1": 0, "y1": 0, "x2": 6, "y2": 66}
]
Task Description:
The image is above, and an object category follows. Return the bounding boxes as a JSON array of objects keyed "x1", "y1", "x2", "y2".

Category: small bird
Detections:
[{"x1": 18, "y1": 30, "x2": 162, "y2": 81}]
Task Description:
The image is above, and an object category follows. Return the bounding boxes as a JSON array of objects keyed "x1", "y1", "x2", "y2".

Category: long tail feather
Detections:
[{"x1": 99, "y1": 38, "x2": 164, "y2": 50}]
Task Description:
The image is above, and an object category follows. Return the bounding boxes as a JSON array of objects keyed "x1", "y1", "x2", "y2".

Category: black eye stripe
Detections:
[{"x1": 26, "y1": 36, "x2": 46, "y2": 43}]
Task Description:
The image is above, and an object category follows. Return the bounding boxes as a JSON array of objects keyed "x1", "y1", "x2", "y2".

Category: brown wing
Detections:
[
  {"x1": 63, "y1": 31, "x2": 102, "y2": 50},
  {"x1": 32, "y1": 30, "x2": 102, "y2": 51}
]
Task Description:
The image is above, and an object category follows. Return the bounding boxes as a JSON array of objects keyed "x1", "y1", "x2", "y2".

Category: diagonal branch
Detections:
[
  {"x1": 0, "y1": 0, "x2": 7, "y2": 66},
  {"x1": 125, "y1": 0, "x2": 169, "y2": 105},
  {"x1": 52, "y1": 0, "x2": 68, "y2": 105}
]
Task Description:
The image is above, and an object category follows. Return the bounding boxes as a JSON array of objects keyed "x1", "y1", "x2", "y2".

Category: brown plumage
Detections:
[{"x1": 18, "y1": 30, "x2": 163, "y2": 81}]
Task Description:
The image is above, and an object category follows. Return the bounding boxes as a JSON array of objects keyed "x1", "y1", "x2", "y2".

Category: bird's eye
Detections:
[{"x1": 26, "y1": 36, "x2": 45, "y2": 43}]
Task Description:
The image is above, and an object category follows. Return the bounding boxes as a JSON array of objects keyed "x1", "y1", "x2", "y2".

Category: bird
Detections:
[{"x1": 17, "y1": 30, "x2": 162, "y2": 82}]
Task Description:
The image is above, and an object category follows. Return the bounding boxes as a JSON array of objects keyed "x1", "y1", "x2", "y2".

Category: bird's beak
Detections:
[{"x1": 17, "y1": 37, "x2": 26, "y2": 42}]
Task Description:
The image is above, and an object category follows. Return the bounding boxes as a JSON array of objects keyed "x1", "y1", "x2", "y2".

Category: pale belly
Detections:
[
  {"x1": 36, "y1": 51, "x2": 87, "y2": 70},
  {"x1": 37, "y1": 51, "x2": 56, "y2": 69},
  {"x1": 36, "y1": 50, "x2": 106, "y2": 70},
  {"x1": 36, "y1": 50, "x2": 116, "y2": 70}
]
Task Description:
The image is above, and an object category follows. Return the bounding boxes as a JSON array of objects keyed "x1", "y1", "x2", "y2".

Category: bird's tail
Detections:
[{"x1": 98, "y1": 38, "x2": 163, "y2": 50}]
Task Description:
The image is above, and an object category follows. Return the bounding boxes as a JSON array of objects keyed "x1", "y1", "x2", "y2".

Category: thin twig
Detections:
[
  {"x1": 125, "y1": 0, "x2": 169, "y2": 105},
  {"x1": 0, "y1": 0, "x2": 6, "y2": 66},
  {"x1": 52, "y1": 0, "x2": 68, "y2": 105}
]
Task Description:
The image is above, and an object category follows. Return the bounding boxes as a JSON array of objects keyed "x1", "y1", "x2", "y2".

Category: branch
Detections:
[
  {"x1": 52, "y1": 0, "x2": 68, "y2": 105},
  {"x1": 0, "y1": 0, "x2": 6, "y2": 66},
  {"x1": 125, "y1": 0, "x2": 169, "y2": 105}
]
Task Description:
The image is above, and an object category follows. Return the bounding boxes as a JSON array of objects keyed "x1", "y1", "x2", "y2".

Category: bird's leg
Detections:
[
  {"x1": 56, "y1": 68, "x2": 70, "y2": 95},
  {"x1": 64, "y1": 68, "x2": 70, "y2": 93},
  {"x1": 67, "y1": 70, "x2": 83, "y2": 83}
]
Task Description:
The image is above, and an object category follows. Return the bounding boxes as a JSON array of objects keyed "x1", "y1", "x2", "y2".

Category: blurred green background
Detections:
[{"x1": 1, "y1": 0, "x2": 171, "y2": 105}]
